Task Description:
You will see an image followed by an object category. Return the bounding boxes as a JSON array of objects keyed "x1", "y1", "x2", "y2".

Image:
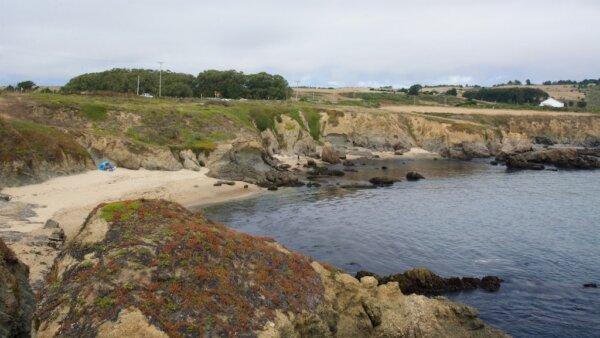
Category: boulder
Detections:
[
  {"x1": 583, "y1": 283, "x2": 598, "y2": 288},
  {"x1": 1, "y1": 239, "x2": 35, "y2": 338},
  {"x1": 306, "y1": 159, "x2": 317, "y2": 167},
  {"x1": 321, "y1": 143, "x2": 340, "y2": 164},
  {"x1": 441, "y1": 142, "x2": 491, "y2": 160},
  {"x1": 43, "y1": 219, "x2": 60, "y2": 229},
  {"x1": 309, "y1": 167, "x2": 345, "y2": 177},
  {"x1": 213, "y1": 180, "x2": 235, "y2": 187},
  {"x1": 369, "y1": 177, "x2": 399, "y2": 187},
  {"x1": 179, "y1": 149, "x2": 202, "y2": 171},
  {"x1": 480, "y1": 276, "x2": 503, "y2": 292},
  {"x1": 533, "y1": 136, "x2": 555, "y2": 146},
  {"x1": 406, "y1": 171, "x2": 425, "y2": 181},
  {"x1": 0, "y1": 193, "x2": 11, "y2": 202}
]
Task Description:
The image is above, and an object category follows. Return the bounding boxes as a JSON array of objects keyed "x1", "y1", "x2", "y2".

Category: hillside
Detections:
[
  {"x1": 1, "y1": 92, "x2": 600, "y2": 188},
  {"x1": 34, "y1": 199, "x2": 506, "y2": 337}
]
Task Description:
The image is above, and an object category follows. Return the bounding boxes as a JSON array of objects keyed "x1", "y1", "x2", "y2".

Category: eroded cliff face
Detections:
[
  {"x1": 34, "y1": 199, "x2": 506, "y2": 338},
  {"x1": 0, "y1": 117, "x2": 94, "y2": 188},
  {"x1": 316, "y1": 110, "x2": 600, "y2": 159},
  {"x1": 0, "y1": 238, "x2": 35, "y2": 338}
]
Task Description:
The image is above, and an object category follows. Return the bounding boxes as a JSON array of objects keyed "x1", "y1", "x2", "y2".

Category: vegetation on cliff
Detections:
[
  {"x1": 36, "y1": 199, "x2": 323, "y2": 337},
  {"x1": 35, "y1": 199, "x2": 507, "y2": 337}
]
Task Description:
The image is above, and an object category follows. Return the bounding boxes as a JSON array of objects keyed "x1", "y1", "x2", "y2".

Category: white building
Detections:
[{"x1": 539, "y1": 97, "x2": 564, "y2": 108}]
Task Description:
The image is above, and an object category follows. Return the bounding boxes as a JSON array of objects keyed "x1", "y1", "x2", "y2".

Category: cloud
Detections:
[{"x1": 1, "y1": 0, "x2": 599, "y2": 86}]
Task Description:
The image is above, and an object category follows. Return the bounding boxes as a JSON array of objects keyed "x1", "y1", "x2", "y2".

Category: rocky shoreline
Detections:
[{"x1": 2, "y1": 199, "x2": 508, "y2": 337}]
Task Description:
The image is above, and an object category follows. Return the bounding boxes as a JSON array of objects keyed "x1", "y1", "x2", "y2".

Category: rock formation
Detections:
[
  {"x1": 504, "y1": 148, "x2": 600, "y2": 170},
  {"x1": 321, "y1": 143, "x2": 340, "y2": 164},
  {"x1": 0, "y1": 238, "x2": 35, "y2": 338},
  {"x1": 356, "y1": 268, "x2": 503, "y2": 295},
  {"x1": 35, "y1": 199, "x2": 506, "y2": 337},
  {"x1": 406, "y1": 171, "x2": 425, "y2": 181},
  {"x1": 207, "y1": 141, "x2": 302, "y2": 187},
  {"x1": 0, "y1": 118, "x2": 94, "y2": 188}
]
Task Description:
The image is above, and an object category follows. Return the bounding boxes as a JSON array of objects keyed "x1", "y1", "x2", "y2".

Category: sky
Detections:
[{"x1": 1, "y1": 0, "x2": 599, "y2": 87}]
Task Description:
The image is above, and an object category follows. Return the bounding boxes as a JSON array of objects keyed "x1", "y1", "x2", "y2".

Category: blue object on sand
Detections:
[{"x1": 98, "y1": 161, "x2": 116, "y2": 171}]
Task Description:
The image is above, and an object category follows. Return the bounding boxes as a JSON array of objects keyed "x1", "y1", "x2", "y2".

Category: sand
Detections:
[{"x1": 0, "y1": 168, "x2": 262, "y2": 286}]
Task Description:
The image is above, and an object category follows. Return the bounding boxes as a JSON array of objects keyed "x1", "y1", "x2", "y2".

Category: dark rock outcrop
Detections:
[
  {"x1": 532, "y1": 136, "x2": 555, "y2": 146},
  {"x1": 309, "y1": 166, "x2": 345, "y2": 177},
  {"x1": 583, "y1": 283, "x2": 598, "y2": 288},
  {"x1": 406, "y1": 171, "x2": 425, "y2": 181},
  {"x1": 505, "y1": 148, "x2": 600, "y2": 170},
  {"x1": 369, "y1": 177, "x2": 399, "y2": 187},
  {"x1": 1, "y1": 238, "x2": 35, "y2": 338},
  {"x1": 356, "y1": 268, "x2": 503, "y2": 295}
]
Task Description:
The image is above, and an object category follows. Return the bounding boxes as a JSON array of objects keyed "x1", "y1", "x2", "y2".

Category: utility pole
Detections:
[
  {"x1": 136, "y1": 75, "x2": 140, "y2": 96},
  {"x1": 295, "y1": 80, "x2": 300, "y2": 101},
  {"x1": 157, "y1": 61, "x2": 164, "y2": 98}
]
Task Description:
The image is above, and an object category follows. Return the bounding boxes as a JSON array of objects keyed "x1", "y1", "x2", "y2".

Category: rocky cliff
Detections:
[
  {"x1": 0, "y1": 238, "x2": 35, "y2": 338},
  {"x1": 0, "y1": 117, "x2": 94, "y2": 188},
  {"x1": 3, "y1": 94, "x2": 600, "y2": 189},
  {"x1": 34, "y1": 199, "x2": 506, "y2": 337}
]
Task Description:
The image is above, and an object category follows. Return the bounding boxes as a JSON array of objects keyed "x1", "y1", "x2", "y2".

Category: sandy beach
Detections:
[{"x1": 0, "y1": 168, "x2": 262, "y2": 286}]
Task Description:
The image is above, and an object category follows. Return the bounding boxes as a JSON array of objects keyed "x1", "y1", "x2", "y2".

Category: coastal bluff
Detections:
[{"x1": 34, "y1": 199, "x2": 506, "y2": 337}]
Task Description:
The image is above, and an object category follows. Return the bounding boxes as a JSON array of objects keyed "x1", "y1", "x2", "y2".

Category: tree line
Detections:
[
  {"x1": 463, "y1": 87, "x2": 549, "y2": 104},
  {"x1": 61, "y1": 68, "x2": 291, "y2": 100}
]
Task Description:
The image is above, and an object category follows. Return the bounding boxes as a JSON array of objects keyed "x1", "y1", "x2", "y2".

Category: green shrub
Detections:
[{"x1": 81, "y1": 103, "x2": 107, "y2": 120}]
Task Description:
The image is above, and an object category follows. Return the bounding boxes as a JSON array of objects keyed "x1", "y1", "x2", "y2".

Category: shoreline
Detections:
[{"x1": 0, "y1": 167, "x2": 262, "y2": 286}]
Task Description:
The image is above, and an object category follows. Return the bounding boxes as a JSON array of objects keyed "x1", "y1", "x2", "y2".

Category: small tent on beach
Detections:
[{"x1": 539, "y1": 97, "x2": 565, "y2": 108}]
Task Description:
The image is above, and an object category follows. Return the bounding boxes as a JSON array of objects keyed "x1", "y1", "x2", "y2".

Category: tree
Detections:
[
  {"x1": 4, "y1": 85, "x2": 15, "y2": 92},
  {"x1": 194, "y1": 70, "x2": 247, "y2": 99},
  {"x1": 408, "y1": 84, "x2": 422, "y2": 96},
  {"x1": 445, "y1": 88, "x2": 458, "y2": 96},
  {"x1": 62, "y1": 68, "x2": 194, "y2": 97},
  {"x1": 16, "y1": 81, "x2": 36, "y2": 91},
  {"x1": 463, "y1": 87, "x2": 548, "y2": 104},
  {"x1": 526, "y1": 79, "x2": 531, "y2": 85},
  {"x1": 577, "y1": 100, "x2": 587, "y2": 108}
]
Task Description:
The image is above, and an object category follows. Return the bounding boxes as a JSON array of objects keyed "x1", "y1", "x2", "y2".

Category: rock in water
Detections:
[
  {"x1": 505, "y1": 148, "x2": 600, "y2": 170},
  {"x1": 35, "y1": 199, "x2": 507, "y2": 337},
  {"x1": 369, "y1": 177, "x2": 399, "y2": 187},
  {"x1": 583, "y1": 283, "x2": 598, "y2": 288},
  {"x1": 0, "y1": 238, "x2": 35, "y2": 338},
  {"x1": 321, "y1": 143, "x2": 340, "y2": 164},
  {"x1": 480, "y1": 276, "x2": 503, "y2": 292},
  {"x1": 357, "y1": 268, "x2": 503, "y2": 295},
  {"x1": 406, "y1": 171, "x2": 425, "y2": 181}
]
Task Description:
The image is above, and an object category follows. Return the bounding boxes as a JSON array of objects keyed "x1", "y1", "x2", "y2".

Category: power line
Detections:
[{"x1": 157, "y1": 61, "x2": 164, "y2": 98}]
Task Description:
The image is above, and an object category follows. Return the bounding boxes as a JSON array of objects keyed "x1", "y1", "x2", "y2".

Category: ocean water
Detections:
[{"x1": 201, "y1": 159, "x2": 600, "y2": 337}]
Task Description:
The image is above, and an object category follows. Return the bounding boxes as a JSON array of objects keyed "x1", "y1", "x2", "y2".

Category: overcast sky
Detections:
[{"x1": 1, "y1": 0, "x2": 599, "y2": 87}]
